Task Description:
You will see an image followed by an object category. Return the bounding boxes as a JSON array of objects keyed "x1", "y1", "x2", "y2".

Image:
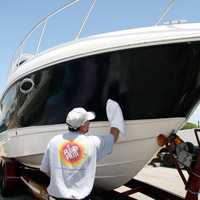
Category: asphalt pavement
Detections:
[
  {"x1": 115, "y1": 164, "x2": 189, "y2": 200},
  {"x1": 0, "y1": 183, "x2": 37, "y2": 200}
]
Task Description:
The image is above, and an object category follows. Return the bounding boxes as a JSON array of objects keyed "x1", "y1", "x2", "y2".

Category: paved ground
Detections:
[
  {"x1": 115, "y1": 164, "x2": 189, "y2": 199},
  {"x1": 1, "y1": 164, "x2": 198, "y2": 200},
  {"x1": 0, "y1": 183, "x2": 37, "y2": 200}
]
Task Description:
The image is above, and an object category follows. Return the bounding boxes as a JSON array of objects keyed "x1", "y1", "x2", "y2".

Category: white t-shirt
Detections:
[{"x1": 40, "y1": 132, "x2": 114, "y2": 199}]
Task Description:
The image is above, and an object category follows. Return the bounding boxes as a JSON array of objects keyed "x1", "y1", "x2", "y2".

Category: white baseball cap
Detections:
[{"x1": 66, "y1": 108, "x2": 95, "y2": 129}]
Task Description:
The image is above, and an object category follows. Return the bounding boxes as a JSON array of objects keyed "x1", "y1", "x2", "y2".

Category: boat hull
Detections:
[
  {"x1": 1, "y1": 40, "x2": 200, "y2": 132},
  {"x1": 1, "y1": 24, "x2": 200, "y2": 190},
  {"x1": 0, "y1": 117, "x2": 185, "y2": 190}
]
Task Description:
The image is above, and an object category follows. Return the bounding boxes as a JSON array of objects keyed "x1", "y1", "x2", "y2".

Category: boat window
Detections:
[
  {"x1": 20, "y1": 78, "x2": 35, "y2": 94},
  {"x1": 0, "y1": 85, "x2": 18, "y2": 132}
]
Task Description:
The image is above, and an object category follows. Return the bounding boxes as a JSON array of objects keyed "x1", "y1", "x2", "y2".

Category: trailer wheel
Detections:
[
  {"x1": 0, "y1": 164, "x2": 12, "y2": 197},
  {"x1": 186, "y1": 142, "x2": 196, "y2": 154},
  {"x1": 163, "y1": 153, "x2": 174, "y2": 167}
]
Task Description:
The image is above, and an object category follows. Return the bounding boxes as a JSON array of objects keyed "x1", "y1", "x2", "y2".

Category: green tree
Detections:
[{"x1": 181, "y1": 122, "x2": 197, "y2": 130}]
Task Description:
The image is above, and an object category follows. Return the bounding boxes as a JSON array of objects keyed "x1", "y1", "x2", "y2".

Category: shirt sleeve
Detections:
[
  {"x1": 92, "y1": 134, "x2": 114, "y2": 162},
  {"x1": 40, "y1": 142, "x2": 51, "y2": 173}
]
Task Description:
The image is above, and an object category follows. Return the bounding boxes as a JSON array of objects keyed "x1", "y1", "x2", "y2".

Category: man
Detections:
[{"x1": 40, "y1": 99, "x2": 124, "y2": 200}]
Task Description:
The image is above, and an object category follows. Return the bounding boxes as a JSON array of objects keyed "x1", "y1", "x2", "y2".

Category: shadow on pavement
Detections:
[{"x1": 0, "y1": 183, "x2": 38, "y2": 200}]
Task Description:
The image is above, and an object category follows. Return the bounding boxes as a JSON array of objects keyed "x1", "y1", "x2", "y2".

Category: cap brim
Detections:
[{"x1": 87, "y1": 111, "x2": 95, "y2": 120}]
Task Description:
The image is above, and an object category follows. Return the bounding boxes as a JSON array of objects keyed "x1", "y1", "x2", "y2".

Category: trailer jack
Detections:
[
  {"x1": 157, "y1": 129, "x2": 200, "y2": 200},
  {"x1": 91, "y1": 129, "x2": 200, "y2": 200}
]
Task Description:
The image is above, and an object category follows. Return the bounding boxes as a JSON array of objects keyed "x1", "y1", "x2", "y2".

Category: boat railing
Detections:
[
  {"x1": 7, "y1": 0, "x2": 176, "y2": 83},
  {"x1": 153, "y1": 0, "x2": 175, "y2": 26},
  {"x1": 7, "y1": 0, "x2": 97, "y2": 83}
]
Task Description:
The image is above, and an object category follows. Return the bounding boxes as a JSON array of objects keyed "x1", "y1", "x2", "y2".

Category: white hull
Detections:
[{"x1": 0, "y1": 117, "x2": 185, "y2": 190}]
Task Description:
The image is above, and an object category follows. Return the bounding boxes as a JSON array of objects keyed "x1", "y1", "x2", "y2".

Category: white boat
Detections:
[{"x1": 0, "y1": 0, "x2": 200, "y2": 190}]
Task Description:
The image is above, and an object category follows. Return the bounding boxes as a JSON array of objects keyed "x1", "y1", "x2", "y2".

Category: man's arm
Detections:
[{"x1": 110, "y1": 127, "x2": 119, "y2": 143}]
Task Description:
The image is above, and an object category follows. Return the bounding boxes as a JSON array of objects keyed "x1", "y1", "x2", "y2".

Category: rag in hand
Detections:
[{"x1": 106, "y1": 99, "x2": 124, "y2": 139}]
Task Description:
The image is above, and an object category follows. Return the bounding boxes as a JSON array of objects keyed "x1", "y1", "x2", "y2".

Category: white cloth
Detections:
[
  {"x1": 106, "y1": 99, "x2": 124, "y2": 139},
  {"x1": 40, "y1": 132, "x2": 114, "y2": 199}
]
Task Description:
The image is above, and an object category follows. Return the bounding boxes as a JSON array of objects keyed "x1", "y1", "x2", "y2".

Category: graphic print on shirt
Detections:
[{"x1": 58, "y1": 139, "x2": 85, "y2": 166}]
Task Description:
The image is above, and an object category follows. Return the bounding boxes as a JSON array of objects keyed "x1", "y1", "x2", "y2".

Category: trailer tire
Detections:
[
  {"x1": 163, "y1": 154, "x2": 174, "y2": 167},
  {"x1": 186, "y1": 142, "x2": 196, "y2": 154},
  {"x1": 0, "y1": 164, "x2": 12, "y2": 197}
]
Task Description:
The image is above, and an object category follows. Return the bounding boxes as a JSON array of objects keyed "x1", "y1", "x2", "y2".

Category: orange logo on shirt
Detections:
[{"x1": 58, "y1": 140, "x2": 85, "y2": 166}]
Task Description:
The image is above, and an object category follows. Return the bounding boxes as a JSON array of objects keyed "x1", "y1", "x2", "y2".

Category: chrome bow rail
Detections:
[
  {"x1": 7, "y1": 0, "x2": 97, "y2": 82},
  {"x1": 7, "y1": 0, "x2": 176, "y2": 82}
]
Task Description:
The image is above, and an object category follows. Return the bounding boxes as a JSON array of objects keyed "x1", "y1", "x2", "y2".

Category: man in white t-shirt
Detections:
[{"x1": 40, "y1": 99, "x2": 124, "y2": 200}]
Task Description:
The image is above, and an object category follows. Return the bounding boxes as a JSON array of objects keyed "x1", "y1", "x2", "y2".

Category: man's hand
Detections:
[{"x1": 106, "y1": 99, "x2": 124, "y2": 142}]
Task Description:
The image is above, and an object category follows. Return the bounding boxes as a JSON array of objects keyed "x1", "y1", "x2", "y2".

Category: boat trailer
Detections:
[
  {"x1": 0, "y1": 129, "x2": 200, "y2": 200},
  {"x1": 92, "y1": 129, "x2": 200, "y2": 200}
]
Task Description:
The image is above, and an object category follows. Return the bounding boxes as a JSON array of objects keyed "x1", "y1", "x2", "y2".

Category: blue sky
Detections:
[{"x1": 1, "y1": 0, "x2": 200, "y2": 124}]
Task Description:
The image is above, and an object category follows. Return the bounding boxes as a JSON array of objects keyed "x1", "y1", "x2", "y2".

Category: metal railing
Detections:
[
  {"x1": 154, "y1": 0, "x2": 175, "y2": 26},
  {"x1": 7, "y1": 0, "x2": 175, "y2": 82},
  {"x1": 8, "y1": 0, "x2": 79, "y2": 81},
  {"x1": 7, "y1": 0, "x2": 97, "y2": 83}
]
